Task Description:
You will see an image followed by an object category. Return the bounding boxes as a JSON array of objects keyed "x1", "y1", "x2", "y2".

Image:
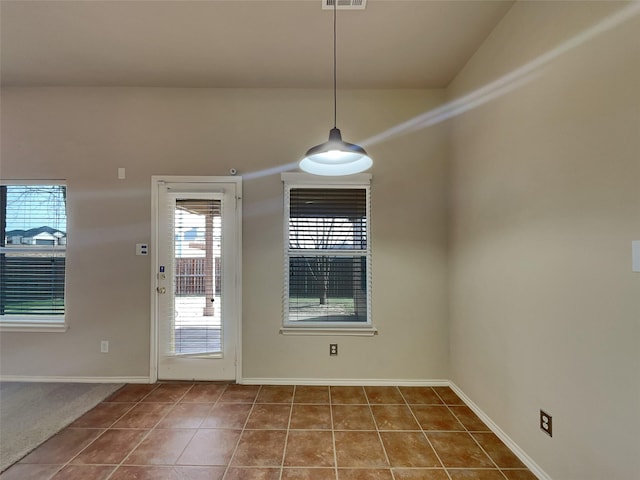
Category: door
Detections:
[{"x1": 153, "y1": 177, "x2": 241, "y2": 381}]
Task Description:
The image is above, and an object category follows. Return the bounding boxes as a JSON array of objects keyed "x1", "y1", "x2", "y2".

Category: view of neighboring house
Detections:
[{"x1": 5, "y1": 226, "x2": 66, "y2": 246}]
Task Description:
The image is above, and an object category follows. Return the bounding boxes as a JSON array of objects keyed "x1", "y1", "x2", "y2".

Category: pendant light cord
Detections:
[{"x1": 333, "y1": 0, "x2": 337, "y2": 129}]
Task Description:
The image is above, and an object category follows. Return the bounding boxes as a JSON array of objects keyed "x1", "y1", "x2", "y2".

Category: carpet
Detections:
[{"x1": 0, "y1": 381, "x2": 123, "y2": 472}]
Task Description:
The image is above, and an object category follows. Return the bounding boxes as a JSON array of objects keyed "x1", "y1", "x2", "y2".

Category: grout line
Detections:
[
  {"x1": 48, "y1": 389, "x2": 141, "y2": 477},
  {"x1": 399, "y1": 386, "x2": 453, "y2": 480},
  {"x1": 220, "y1": 384, "x2": 260, "y2": 480},
  {"x1": 364, "y1": 386, "x2": 395, "y2": 479},
  {"x1": 47, "y1": 383, "x2": 163, "y2": 480},
  {"x1": 328, "y1": 386, "x2": 339, "y2": 480},
  {"x1": 277, "y1": 385, "x2": 296, "y2": 480},
  {"x1": 434, "y1": 390, "x2": 506, "y2": 476},
  {"x1": 102, "y1": 382, "x2": 198, "y2": 480}
]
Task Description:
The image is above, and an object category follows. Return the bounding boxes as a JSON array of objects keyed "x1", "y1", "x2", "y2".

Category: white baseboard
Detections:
[
  {"x1": 0, "y1": 375, "x2": 151, "y2": 384},
  {"x1": 449, "y1": 382, "x2": 551, "y2": 480},
  {"x1": 240, "y1": 377, "x2": 450, "y2": 386}
]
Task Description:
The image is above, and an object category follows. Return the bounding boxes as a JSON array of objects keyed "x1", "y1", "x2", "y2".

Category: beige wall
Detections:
[
  {"x1": 0, "y1": 87, "x2": 450, "y2": 381},
  {"x1": 448, "y1": 2, "x2": 640, "y2": 479}
]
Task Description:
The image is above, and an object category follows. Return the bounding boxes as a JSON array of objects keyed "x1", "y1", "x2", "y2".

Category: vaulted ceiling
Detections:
[{"x1": 1, "y1": 0, "x2": 514, "y2": 89}]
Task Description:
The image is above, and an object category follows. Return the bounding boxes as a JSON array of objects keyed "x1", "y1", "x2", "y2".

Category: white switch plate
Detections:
[
  {"x1": 117, "y1": 167, "x2": 126, "y2": 179},
  {"x1": 633, "y1": 241, "x2": 640, "y2": 272},
  {"x1": 136, "y1": 243, "x2": 148, "y2": 256},
  {"x1": 100, "y1": 340, "x2": 109, "y2": 353}
]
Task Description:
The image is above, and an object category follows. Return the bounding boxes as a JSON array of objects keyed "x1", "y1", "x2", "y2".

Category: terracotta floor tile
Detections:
[
  {"x1": 231, "y1": 429, "x2": 287, "y2": 466},
  {"x1": 180, "y1": 383, "x2": 226, "y2": 403},
  {"x1": 246, "y1": 404, "x2": 292, "y2": 429},
  {"x1": 426, "y1": 433, "x2": 494, "y2": 469},
  {"x1": 219, "y1": 384, "x2": 260, "y2": 403},
  {"x1": 175, "y1": 466, "x2": 226, "y2": 480},
  {"x1": 19, "y1": 428, "x2": 103, "y2": 464},
  {"x1": 432, "y1": 387, "x2": 464, "y2": 405},
  {"x1": 283, "y1": 467, "x2": 336, "y2": 480},
  {"x1": 225, "y1": 467, "x2": 281, "y2": 480},
  {"x1": 380, "y1": 432, "x2": 440, "y2": 468},
  {"x1": 256, "y1": 385, "x2": 295, "y2": 404},
  {"x1": 110, "y1": 465, "x2": 225, "y2": 480},
  {"x1": 71, "y1": 428, "x2": 148, "y2": 465},
  {"x1": 69, "y1": 402, "x2": 135, "y2": 428},
  {"x1": 0, "y1": 464, "x2": 62, "y2": 480},
  {"x1": 294, "y1": 386, "x2": 330, "y2": 404},
  {"x1": 290, "y1": 404, "x2": 332, "y2": 430},
  {"x1": 106, "y1": 384, "x2": 158, "y2": 402},
  {"x1": 398, "y1": 387, "x2": 444, "y2": 405},
  {"x1": 112, "y1": 402, "x2": 173, "y2": 429},
  {"x1": 411, "y1": 406, "x2": 465, "y2": 431},
  {"x1": 364, "y1": 386, "x2": 405, "y2": 404},
  {"x1": 1, "y1": 382, "x2": 533, "y2": 479},
  {"x1": 111, "y1": 466, "x2": 178, "y2": 480},
  {"x1": 157, "y1": 403, "x2": 212, "y2": 429},
  {"x1": 177, "y1": 429, "x2": 241, "y2": 466},
  {"x1": 124, "y1": 428, "x2": 195, "y2": 465},
  {"x1": 449, "y1": 407, "x2": 490, "y2": 432},
  {"x1": 338, "y1": 468, "x2": 394, "y2": 480},
  {"x1": 284, "y1": 430, "x2": 335, "y2": 467},
  {"x1": 471, "y1": 433, "x2": 525, "y2": 468},
  {"x1": 392, "y1": 468, "x2": 449, "y2": 479},
  {"x1": 371, "y1": 405, "x2": 420, "y2": 431},
  {"x1": 201, "y1": 403, "x2": 251, "y2": 429},
  {"x1": 501, "y1": 469, "x2": 539, "y2": 480},
  {"x1": 330, "y1": 386, "x2": 367, "y2": 404},
  {"x1": 50, "y1": 464, "x2": 115, "y2": 480},
  {"x1": 332, "y1": 405, "x2": 376, "y2": 430},
  {"x1": 447, "y1": 469, "x2": 505, "y2": 480},
  {"x1": 334, "y1": 431, "x2": 388, "y2": 468},
  {"x1": 142, "y1": 383, "x2": 193, "y2": 403}
]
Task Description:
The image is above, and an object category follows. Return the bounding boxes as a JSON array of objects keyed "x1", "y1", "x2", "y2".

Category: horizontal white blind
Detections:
[
  {"x1": 168, "y1": 197, "x2": 223, "y2": 356},
  {"x1": 289, "y1": 188, "x2": 367, "y2": 251},
  {"x1": 286, "y1": 187, "x2": 369, "y2": 324},
  {"x1": 0, "y1": 185, "x2": 67, "y2": 317}
]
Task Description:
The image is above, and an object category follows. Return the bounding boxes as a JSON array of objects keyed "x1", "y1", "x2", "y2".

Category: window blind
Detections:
[
  {"x1": 166, "y1": 197, "x2": 223, "y2": 356},
  {"x1": 289, "y1": 188, "x2": 367, "y2": 251},
  {"x1": 0, "y1": 185, "x2": 67, "y2": 318},
  {"x1": 285, "y1": 187, "x2": 370, "y2": 324}
]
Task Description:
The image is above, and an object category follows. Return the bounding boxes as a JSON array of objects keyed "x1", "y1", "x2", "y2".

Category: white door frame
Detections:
[{"x1": 150, "y1": 175, "x2": 242, "y2": 383}]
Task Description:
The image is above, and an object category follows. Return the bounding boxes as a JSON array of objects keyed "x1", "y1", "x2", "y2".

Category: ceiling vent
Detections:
[{"x1": 322, "y1": 0, "x2": 367, "y2": 10}]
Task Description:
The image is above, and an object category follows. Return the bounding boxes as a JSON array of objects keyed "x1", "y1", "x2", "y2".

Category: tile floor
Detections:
[{"x1": 0, "y1": 383, "x2": 538, "y2": 480}]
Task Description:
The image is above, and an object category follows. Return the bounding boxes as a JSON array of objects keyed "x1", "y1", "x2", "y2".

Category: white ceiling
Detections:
[{"x1": 0, "y1": 0, "x2": 514, "y2": 89}]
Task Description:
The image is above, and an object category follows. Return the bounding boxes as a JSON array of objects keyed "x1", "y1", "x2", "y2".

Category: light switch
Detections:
[
  {"x1": 633, "y1": 241, "x2": 640, "y2": 272},
  {"x1": 118, "y1": 167, "x2": 126, "y2": 179}
]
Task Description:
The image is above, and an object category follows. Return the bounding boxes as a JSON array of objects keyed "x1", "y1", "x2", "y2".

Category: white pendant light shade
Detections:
[{"x1": 300, "y1": 127, "x2": 373, "y2": 176}]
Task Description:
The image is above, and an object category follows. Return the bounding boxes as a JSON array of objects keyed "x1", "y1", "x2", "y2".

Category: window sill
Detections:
[
  {"x1": 0, "y1": 318, "x2": 67, "y2": 333},
  {"x1": 280, "y1": 326, "x2": 378, "y2": 337}
]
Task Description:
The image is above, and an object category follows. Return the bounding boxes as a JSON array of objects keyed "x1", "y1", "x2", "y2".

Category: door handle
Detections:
[{"x1": 157, "y1": 287, "x2": 167, "y2": 294}]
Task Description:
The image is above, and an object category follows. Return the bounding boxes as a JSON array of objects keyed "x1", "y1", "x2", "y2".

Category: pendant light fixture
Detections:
[{"x1": 299, "y1": 0, "x2": 372, "y2": 176}]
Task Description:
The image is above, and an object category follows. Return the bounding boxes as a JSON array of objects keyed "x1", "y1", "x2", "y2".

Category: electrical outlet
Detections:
[
  {"x1": 329, "y1": 344, "x2": 338, "y2": 356},
  {"x1": 100, "y1": 340, "x2": 109, "y2": 353},
  {"x1": 540, "y1": 410, "x2": 552, "y2": 437}
]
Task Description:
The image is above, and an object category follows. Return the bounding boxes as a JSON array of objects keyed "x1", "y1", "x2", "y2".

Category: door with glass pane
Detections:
[{"x1": 155, "y1": 179, "x2": 240, "y2": 381}]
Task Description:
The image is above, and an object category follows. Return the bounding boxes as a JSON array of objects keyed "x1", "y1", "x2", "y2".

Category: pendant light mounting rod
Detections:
[
  {"x1": 299, "y1": 0, "x2": 372, "y2": 176},
  {"x1": 333, "y1": 0, "x2": 337, "y2": 128}
]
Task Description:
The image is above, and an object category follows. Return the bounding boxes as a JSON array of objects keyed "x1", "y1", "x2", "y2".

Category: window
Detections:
[
  {"x1": 0, "y1": 183, "x2": 67, "y2": 331},
  {"x1": 282, "y1": 173, "x2": 374, "y2": 335}
]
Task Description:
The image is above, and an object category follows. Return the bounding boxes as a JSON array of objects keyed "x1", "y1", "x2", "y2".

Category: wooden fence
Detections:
[{"x1": 175, "y1": 257, "x2": 221, "y2": 296}]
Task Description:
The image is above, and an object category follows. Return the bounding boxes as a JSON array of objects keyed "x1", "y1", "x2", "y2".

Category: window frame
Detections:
[
  {"x1": 0, "y1": 180, "x2": 68, "y2": 332},
  {"x1": 281, "y1": 173, "x2": 376, "y2": 336}
]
